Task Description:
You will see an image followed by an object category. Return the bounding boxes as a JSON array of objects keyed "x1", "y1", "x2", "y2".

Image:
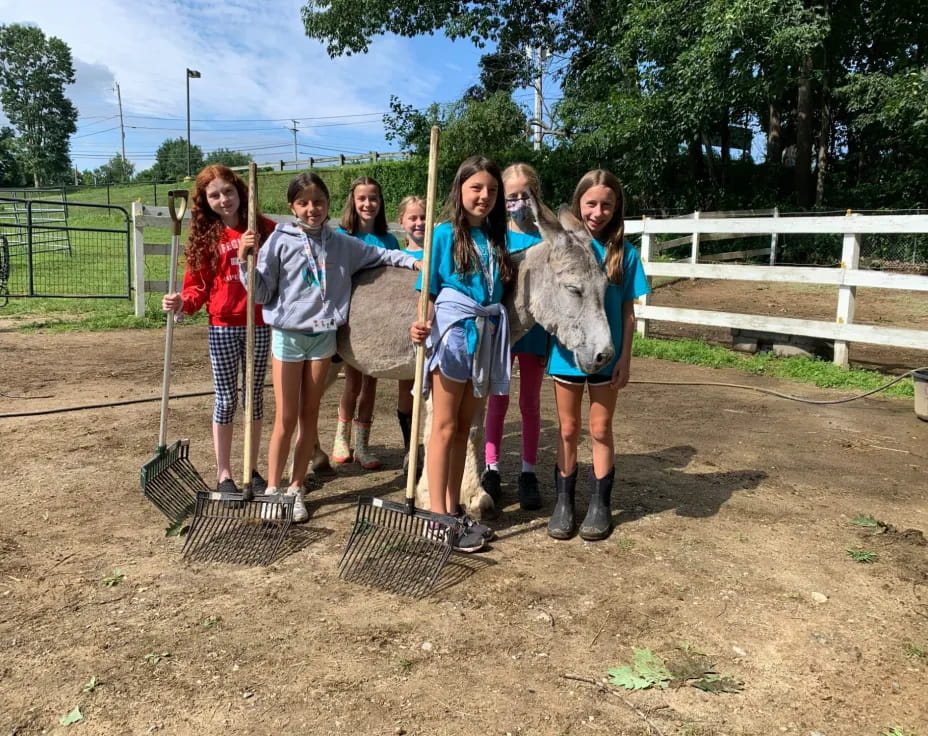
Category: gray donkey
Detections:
[{"x1": 325, "y1": 202, "x2": 614, "y2": 519}]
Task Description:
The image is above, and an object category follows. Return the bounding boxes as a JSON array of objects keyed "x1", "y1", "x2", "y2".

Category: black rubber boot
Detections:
[
  {"x1": 481, "y1": 468, "x2": 502, "y2": 504},
  {"x1": 547, "y1": 465, "x2": 578, "y2": 539},
  {"x1": 518, "y1": 472, "x2": 542, "y2": 510},
  {"x1": 397, "y1": 410, "x2": 423, "y2": 480},
  {"x1": 579, "y1": 466, "x2": 615, "y2": 541},
  {"x1": 397, "y1": 410, "x2": 412, "y2": 455}
]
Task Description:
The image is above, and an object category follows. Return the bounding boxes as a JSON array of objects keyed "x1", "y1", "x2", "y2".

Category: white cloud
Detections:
[{"x1": 0, "y1": 0, "x2": 477, "y2": 170}]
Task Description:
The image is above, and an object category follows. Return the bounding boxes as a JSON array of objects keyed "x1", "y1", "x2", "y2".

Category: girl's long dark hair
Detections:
[
  {"x1": 439, "y1": 155, "x2": 513, "y2": 285},
  {"x1": 570, "y1": 169, "x2": 626, "y2": 285},
  {"x1": 186, "y1": 165, "x2": 272, "y2": 271},
  {"x1": 340, "y1": 176, "x2": 389, "y2": 235}
]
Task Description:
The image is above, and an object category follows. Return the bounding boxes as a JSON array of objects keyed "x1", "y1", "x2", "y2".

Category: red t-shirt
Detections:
[{"x1": 179, "y1": 216, "x2": 276, "y2": 327}]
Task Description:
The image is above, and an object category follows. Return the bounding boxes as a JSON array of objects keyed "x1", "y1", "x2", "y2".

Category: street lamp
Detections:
[{"x1": 186, "y1": 68, "x2": 201, "y2": 178}]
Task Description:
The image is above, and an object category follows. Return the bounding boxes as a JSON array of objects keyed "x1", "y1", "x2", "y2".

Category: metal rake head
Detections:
[
  {"x1": 338, "y1": 497, "x2": 458, "y2": 598},
  {"x1": 139, "y1": 439, "x2": 209, "y2": 523},
  {"x1": 182, "y1": 491, "x2": 294, "y2": 566}
]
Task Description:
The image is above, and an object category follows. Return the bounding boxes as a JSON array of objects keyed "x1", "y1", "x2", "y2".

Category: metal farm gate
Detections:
[{"x1": 0, "y1": 195, "x2": 131, "y2": 300}]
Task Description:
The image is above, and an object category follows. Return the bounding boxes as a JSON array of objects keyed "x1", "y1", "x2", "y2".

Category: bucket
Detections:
[{"x1": 914, "y1": 369, "x2": 928, "y2": 422}]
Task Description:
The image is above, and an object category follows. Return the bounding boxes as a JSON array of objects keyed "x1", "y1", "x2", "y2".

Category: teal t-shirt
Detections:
[
  {"x1": 402, "y1": 247, "x2": 424, "y2": 260},
  {"x1": 335, "y1": 227, "x2": 400, "y2": 251},
  {"x1": 416, "y1": 222, "x2": 503, "y2": 354},
  {"x1": 547, "y1": 239, "x2": 650, "y2": 377},
  {"x1": 507, "y1": 229, "x2": 548, "y2": 357},
  {"x1": 415, "y1": 222, "x2": 502, "y2": 304}
]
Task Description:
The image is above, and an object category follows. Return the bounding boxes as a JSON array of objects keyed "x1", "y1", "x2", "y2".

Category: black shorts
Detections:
[{"x1": 551, "y1": 373, "x2": 611, "y2": 386}]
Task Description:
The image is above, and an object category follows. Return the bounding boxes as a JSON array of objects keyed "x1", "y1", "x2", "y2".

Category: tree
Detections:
[
  {"x1": 145, "y1": 137, "x2": 204, "y2": 182},
  {"x1": 95, "y1": 153, "x2": 134, "y2": 183},
  {"x1": 302, "y1": 0, "x2": 561, "y2": 57},
  {"x1": 384, "y1": 91, "x2": 528, "y2": 164},
  {"x1": 0, "y1": 24, "x2": 78, "y2": 186},
  {"x1": 0, "y1": 126, "x2": 25, "y2": 187},
  {"x1": 308, "y1": 0, "x2": 928, "y2": 212},
  {"x1": 203, "y1": 148, "x2": 252, "y2": 168}
]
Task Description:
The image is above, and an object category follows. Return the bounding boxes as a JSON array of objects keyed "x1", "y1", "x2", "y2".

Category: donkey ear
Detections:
[
  {"x1": 529, "y1": 193, "x2": 565, "y2": 244},
  {"x1": 557, "y1": 206, "x2": 585, "y2": 234}
]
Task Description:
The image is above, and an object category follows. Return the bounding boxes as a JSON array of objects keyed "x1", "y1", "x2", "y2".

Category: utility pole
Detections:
[
  {"x1": 114, "y1": 81, "x2": 127, "y2": 182},
  {"x1": 288, "y1": 120, "x2": 300, "y2": 168},
  {"x1": 533, "y1": 47, "x2": 545, "y2": 151}
]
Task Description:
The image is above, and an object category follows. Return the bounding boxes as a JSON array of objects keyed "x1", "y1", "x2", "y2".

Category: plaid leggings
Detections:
[{"x1": 208, "y1": 324, "x2": 270, "y2": 424}]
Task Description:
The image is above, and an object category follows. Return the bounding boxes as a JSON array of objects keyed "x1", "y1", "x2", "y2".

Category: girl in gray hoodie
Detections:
[{"x1": 239, "y1": 173, "x2": 419, "y2": 521}]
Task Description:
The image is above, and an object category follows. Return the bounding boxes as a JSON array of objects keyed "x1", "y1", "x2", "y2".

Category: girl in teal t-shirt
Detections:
[
  {"x1": 332, "y1": 176, "x2": 398, "y2": 470},
  {"x1": 410, "y1": 156, "x2": 514, "y2": 553},
  {"x1": 396, "y1": 195, "x2": 426, "y2": 475},
  {"x1": 482, "y1": 162, "x2": 550, "y2": 512},
  {"x1": 547, "y1": 169, "x2": 650, "y2": 543}
]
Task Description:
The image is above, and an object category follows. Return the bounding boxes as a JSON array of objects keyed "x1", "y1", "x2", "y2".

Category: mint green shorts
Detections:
[{"x1": 272, "y1": 329, "x2": 337, "y2": 362}]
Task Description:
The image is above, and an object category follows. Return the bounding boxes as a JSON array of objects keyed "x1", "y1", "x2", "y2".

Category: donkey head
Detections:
[{"x1": 520, "y1": 196, "x2": 615, "y2": 375}]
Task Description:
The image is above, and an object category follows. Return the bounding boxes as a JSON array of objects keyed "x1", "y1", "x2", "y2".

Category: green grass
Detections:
[
  {"x1": 846, "y1": 548, "x2": 879, "y2": 563},
  {"x1": 632, "y1": 335, "x2": 915, "y2": 398}
]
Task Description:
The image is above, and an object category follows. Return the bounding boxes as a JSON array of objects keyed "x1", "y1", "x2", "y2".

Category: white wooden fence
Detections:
[
  {"x1": 132, "y1": 204, "x2": 927, "y2": 367},
  {"x1": 625, "y1": 213, "x2": 928, "y2": 366}
]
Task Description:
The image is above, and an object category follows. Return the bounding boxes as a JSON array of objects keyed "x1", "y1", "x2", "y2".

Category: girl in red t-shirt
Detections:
[{"x1": 162, "y1": 164, "x2": 275, "y2": 494}]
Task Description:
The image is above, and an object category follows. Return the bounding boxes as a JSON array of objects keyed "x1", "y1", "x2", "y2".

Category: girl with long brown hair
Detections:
[{"x1": 546, "y1": 169, "x2": 650, "y2": 541}]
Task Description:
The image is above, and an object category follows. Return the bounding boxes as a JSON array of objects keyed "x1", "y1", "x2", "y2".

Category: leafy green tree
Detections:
[
  {"x1": 0, "y1": 126, "x2": 25, "y2": 186},
  {"x1": 203, "y1": 148, "x2": 252, "y2": 168},
  {"x1": 307, "y1": 0, "x2": 928, "y2": 212},
  {"x1": 384, "y1": 91, "x2": 528, "y2": 164},
  {"x1": 0, "y1": 24, "x2": 78, "y2": 186},
  {"x1": 146, "y1": 137, "x2": 204, "y2": 182},
  {"x1": 302, "y1": 0, "x2": 560, "y2": 57},
  {"x1": 94, "y1": 153, "x2": 134, "y2": 183}
]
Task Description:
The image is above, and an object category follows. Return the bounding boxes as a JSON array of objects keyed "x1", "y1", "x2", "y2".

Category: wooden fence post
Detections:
[
  {"x1": 769, "y1": 206, "x2": 779, "y2": 265},
  {"x1": 132, "y1": 202, "x2": 146, "y2": 318},
  {"x1": 638, "y1": 218, "x2": 652, "y2": 337},
  {"x1": 834, "y1": 210, "x2": 861, "y2": 367},
  {"x1": 690, "y1": 210, "x2": 700, "y2": 280}
]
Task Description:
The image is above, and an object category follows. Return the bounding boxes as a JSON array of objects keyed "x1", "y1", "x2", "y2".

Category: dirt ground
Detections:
[{"x1": 1, "y1": 280, "x2": 926, "y2": 736}]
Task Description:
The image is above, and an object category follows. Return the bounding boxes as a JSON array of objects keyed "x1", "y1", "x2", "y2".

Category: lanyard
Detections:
[
  {"x1": 475, "y1": 237, "x2": 496, "y2": 298},
  {"x1": 298, "y1": 226, "x2": 326, "y2": 298}
]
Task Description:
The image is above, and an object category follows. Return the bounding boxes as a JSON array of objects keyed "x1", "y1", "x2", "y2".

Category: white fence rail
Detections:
[
  {"x1": 624, "y1": 213, "x2": 928, "y2": 366},
  {"x1": 228, "y1": 151, "x2": 410, "y2": 173}
]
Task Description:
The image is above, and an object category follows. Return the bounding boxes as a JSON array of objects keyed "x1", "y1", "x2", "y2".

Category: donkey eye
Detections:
[{"x1": 565, "y1": 284, "x2": 582, "y2": 296}]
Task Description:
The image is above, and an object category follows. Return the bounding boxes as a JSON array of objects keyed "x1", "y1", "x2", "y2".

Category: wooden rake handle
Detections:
[
  {"x1": 242, "y1": 162, "x2": 258, "y2": 500},
  {"x1": 405, "y1": 126, "x2": 440, "y2": 510}
]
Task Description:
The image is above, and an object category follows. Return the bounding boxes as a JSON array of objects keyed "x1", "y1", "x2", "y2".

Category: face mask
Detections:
[{"x1": 506, "y1": 197, "x2": 534, "y2": 226}]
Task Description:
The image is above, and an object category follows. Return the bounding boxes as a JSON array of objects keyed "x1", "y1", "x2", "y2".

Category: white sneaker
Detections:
[
  {"x1": 285, "y1": 485, "x2": 308, "y2": 523},
  {"x1": 261, "y1": 487, "x2": 281, "y2": 521}
]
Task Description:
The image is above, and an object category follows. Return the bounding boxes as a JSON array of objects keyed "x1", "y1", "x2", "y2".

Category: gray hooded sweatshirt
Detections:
[{"x1": 241, "y1": 221, "x2": 418, "y2": 333}]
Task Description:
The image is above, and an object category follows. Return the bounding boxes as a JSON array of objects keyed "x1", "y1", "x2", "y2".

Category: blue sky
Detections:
[{"x1": 0, "y1": 0, "x2": 540, "y2": 174}]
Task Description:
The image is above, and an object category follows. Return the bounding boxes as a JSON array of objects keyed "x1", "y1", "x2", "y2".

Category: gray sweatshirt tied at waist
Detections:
[{"x1": 426, "y1": 287, "x2": 511, "y2": 398}]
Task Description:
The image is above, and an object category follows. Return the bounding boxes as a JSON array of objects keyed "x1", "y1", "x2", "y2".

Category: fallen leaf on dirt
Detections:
[
  {"x1": 607, "y1": 648, "x2": 672, "y2": 690},
  {"x1": 59, "y1": 706, "x2": 83, "y2": 725}
]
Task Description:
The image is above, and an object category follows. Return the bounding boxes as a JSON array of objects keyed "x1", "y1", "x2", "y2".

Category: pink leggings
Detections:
[{"x1": 484, "y1": 353, "x2": 545, "y2": 467}]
